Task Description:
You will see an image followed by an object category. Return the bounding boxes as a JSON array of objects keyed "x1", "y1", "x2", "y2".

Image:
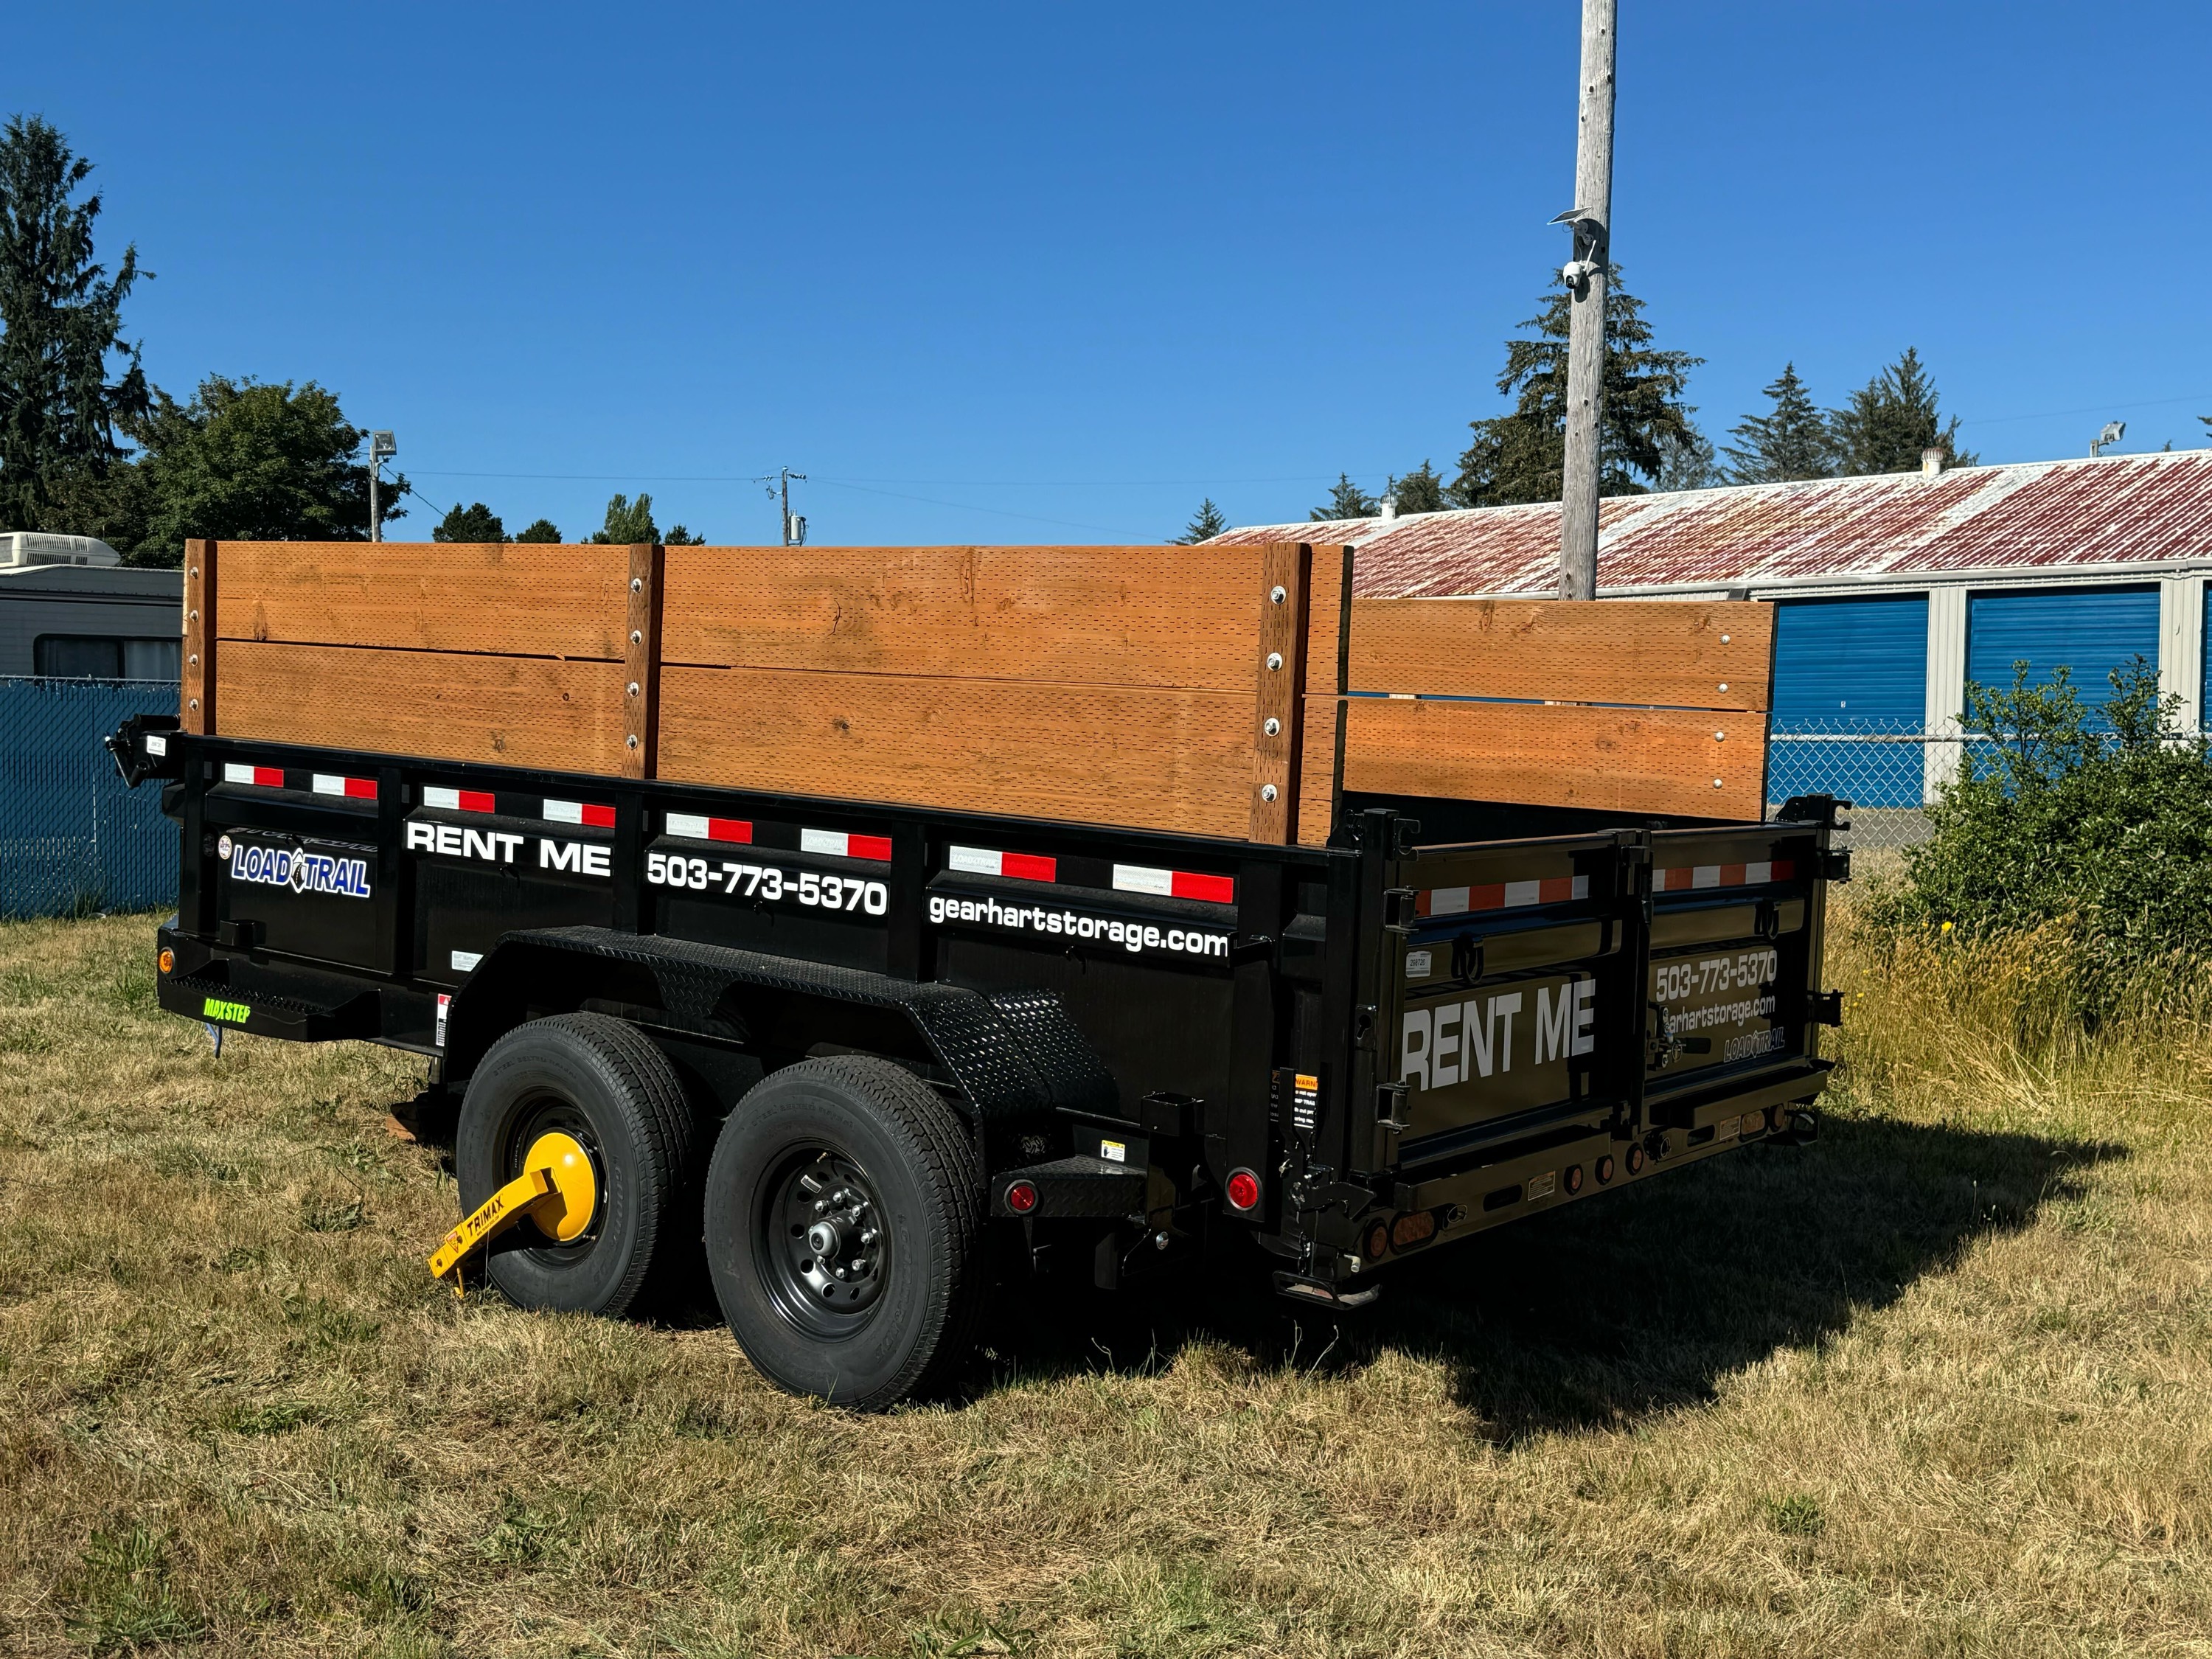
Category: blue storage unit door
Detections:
[
  {"x1": 1769, "y1": 594, "x2": 1930, "y2": 809},
  {"x1": 1966, "y1": 585, "x2": 2160, "y2": 720}
]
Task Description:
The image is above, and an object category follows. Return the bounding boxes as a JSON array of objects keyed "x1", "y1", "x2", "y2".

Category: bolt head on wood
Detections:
[
  {"x1": 630, "y1": 577, "x2": 642, "y2": 593},
  {"x1": 627, "y1": 682, "x2": 640, "y2": 697},
  {"x1": 1270, "y1": 585, "x2": 1287, "y2": 605},
  {"x1": 1263, "y1": 717, "x2": 1281, "y2": 737},
  {"x1": 630, "y1": 630, "x2": 642, "y2": 645},
  {"x1": 1718, "y1": 683, "x2": 1729, "y2": 692},
  {"x1": 1266, "y1": 652, "x2": 1283, "y2": 671},
  {"x1": 1260, "y1": 784, "x2": 1278, "y2": 802},
  {"x1": 627, "y1": 735, "x2": 640, "y2": 749}
]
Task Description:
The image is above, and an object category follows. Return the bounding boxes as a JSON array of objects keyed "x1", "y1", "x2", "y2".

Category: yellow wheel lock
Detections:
[{"x1": 428, "y1": 1131, "x2": 598, "y2": 1294}]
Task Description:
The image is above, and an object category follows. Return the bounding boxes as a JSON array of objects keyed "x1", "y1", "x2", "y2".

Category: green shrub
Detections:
[{"x1": 1868, "y1": 656, "x2": 2212, "y2": 1020}]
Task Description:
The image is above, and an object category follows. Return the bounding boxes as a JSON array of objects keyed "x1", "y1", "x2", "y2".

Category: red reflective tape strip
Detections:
[
  {"x1": 1468, "y1": 883, "x2": 1508, "y2": 912},
  {"x1": 1001, "y1": 851, "x2": 1057, "y2": 883},
  {"x1": 1771, "y1": 859, "x2": 1795, "y2": 880},
  {"x1": 253, "y1": 766, "x2": 284, "y2": 787},
  {"x1": 1721, "y1": 863, "x2": 1747, "y2": 887},
  {"x1": 1169, "y1": 870, "x2": 1235, "y2": 904},
  {"x1": 709, "y1": 818, "x2": 751, "y2": 844},
  {"x1": 459, "y1": 790, "x2": 494, "y2": 814},
  {"x1": 1537, "y1": 875, "x2": 1577, "y2": 903},
  {"x1": 344, "y1": 776, "x2": 377, "y2": 799},
  {"x1": 582, "y1": 804, "x2": 616, "y2": 828},
  {"x1": 847, "y1": 833, "x2": 893, "y2": 862}
]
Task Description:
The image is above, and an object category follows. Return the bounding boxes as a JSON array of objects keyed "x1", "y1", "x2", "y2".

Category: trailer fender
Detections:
[{"x1": 443, "y1": 927, "x2": 1117, "y2": 1135}]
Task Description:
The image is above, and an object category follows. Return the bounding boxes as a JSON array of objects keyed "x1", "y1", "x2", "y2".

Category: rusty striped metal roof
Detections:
[{"x1": 1214, "y1": 450, "x2": 2212, "y2": 597}]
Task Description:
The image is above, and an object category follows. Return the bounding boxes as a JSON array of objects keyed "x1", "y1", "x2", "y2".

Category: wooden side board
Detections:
[
  {"x1": 1311, "y1": 594, "x2": 1771, "y2": 710},
  {"x1": 214, "y1": 542, "x2": 631, "y2": 660},
  {"x1": 1298, "y1": 693, "x2": 1764, "y2": 835},
  {"x1": 660, "y1": 544, "x2": 1300, "y2": 691},
  {"x1": 657, "y1": 666, "x2": 1259, "y2": 838},
  {"x1": 218, "y1": 641, "x2": 630, "y2": 773}
]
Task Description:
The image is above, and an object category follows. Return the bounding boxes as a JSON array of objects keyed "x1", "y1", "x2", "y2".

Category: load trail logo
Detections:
[{"x1": 228, "y1": 841, "x2": 372, "y2": 899}]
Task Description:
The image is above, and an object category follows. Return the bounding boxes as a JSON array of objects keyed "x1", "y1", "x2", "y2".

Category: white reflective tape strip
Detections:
[
  {"x1": 948, "y1": 846, "x2": 1004, "y2": 876},
  {"x1": 311, "y1": 774, "x2": 347, "y2": 796},
  {"x1": 1745, "y1": 861, "x2": 1772, "y2": 884},
  {"x1": 422, "y1": 786, "x2": 461, "y2": 810},
  {"x1": 1503, "y1": 879, "x2": 1543, "y2": 908},
  {"x1": 145, "y1": 734, "x2": 167, "y2": 757},
  {"x1": 451, "y1": 950, "x2": 483, "y2": 971},
  {"x1": 1111, "y1": 863, "x2": 1174, "y2": 896},
  {"x1": 544, "y1": 799, "x2": 585, "y2": 824},
  {"x1": 666, "y1": 813, "x2": 709, "y2": 839},
  {"x1": 223, "y1": 763, "x2": 255, "y2": 785},
  {"x1": 1429, "y1": 886, "x2": 1470, "y2": 917},
  {"x1": 1691, "y1": 865, "x2": 1721, "y2": 888},
  {"x1": 801, "y1": 828, "x2": 849, "y2": 857},
  {"x1": 1571, "y1": 874, "x2": 1591, "y2": 899}
]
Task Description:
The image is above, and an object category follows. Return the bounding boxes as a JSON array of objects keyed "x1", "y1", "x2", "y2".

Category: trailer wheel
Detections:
[
  {"x1": 702, "y1": 1056, "x2": 984, "y2": 1411},
  {"x1": 455, "y1": 1013, "x2": 698, "y2": 1318}
]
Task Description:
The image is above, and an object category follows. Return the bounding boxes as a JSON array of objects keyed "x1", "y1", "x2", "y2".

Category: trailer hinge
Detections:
[
  {"x1": 1374, "y1": 1082, "x2": 1408, "y2": 1136},
  {"x1": 1809, "y1": 989, "x2": 1845, "y2": 1028},
  {"x1": 1818, "y1": 848, "x2": 1852, "y2": 883}
]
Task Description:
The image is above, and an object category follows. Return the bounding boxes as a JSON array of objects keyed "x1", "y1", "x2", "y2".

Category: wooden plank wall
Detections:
[
  {"x1": 1296, "y1": 585, "x2": 1775, "y2": 844},
  {"x1": 655, "y1": 545, "x2": 1309, "y2": 839},
  {"x1": 198, "y1": 539, "x2": 1772, "y2": 847},
  {"x1": 209, "y1": 541, "x2": 636, "y2": 772}
]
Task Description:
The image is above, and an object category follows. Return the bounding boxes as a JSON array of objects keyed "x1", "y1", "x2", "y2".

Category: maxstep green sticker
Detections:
[{"x1": 202, "y1": 998, "x2": 251, "y2": 1024}]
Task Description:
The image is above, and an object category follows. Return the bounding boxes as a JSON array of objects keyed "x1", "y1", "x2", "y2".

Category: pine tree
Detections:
[
  {"x1": 0, "y1": 116, "x2": 148, "y2": 530},
  {"x1": 1829, "y1": 348, "x2": 1978, "y2": 475},
  {"x1": 1653, "y1": 426, "x2": 1722, "y2": 492},
  {"x1": 512, "y1": 518, "x2": 562, "y2": 543},
  {"x1": 1174, "y1": 497, "x2": 1228, "y2": 543},
  {"x1": 1450, "y1": 267, "x2": 1702, "y2": 508},
  {"x1": 1385, "y1": 461, "x2": 1448, "y2": 514},
  {"x1": 432, "y1": 501, "x2": 504, "y2": 543},
  {"x1": 1723, "y1": 363, "x2": 1834, "y2": 483},
  {"x1": 1310, "y1": 473, "x2": 1377, "y2": 521}
]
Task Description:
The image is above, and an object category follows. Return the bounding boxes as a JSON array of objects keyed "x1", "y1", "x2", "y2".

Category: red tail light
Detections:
[
  {"x1": 1004, "y1": 1179, "x2": 1038, "y2": 1214},
  {"x1": 1225, "y1": 1169, "x2": 1262, "y2": 1211}
]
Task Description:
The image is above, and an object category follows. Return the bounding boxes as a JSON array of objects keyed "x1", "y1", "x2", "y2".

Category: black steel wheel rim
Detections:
[
  {"x1": 756, "y1": 1143, "x2": 891, "y2": 1338},
  {"x1": 501, "y1": 1093, "x2": 606, "y2": 1267}
]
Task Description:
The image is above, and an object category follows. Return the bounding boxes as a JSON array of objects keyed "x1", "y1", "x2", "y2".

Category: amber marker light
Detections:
[{"x1": 157, "y1": 948, "x2": 174, "y2": 974}]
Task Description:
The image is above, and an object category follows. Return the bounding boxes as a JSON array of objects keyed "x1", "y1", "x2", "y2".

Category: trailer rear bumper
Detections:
[{"x1": 1301, "y1": 1059, "x2": 1835, "y2": 1284}]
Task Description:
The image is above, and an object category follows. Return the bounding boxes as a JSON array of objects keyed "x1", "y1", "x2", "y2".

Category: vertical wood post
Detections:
[
  {"x1": 1558, "y1": 0, "x2": 1616, "y2": 601},
  {"x1": 623, "y1": 541, "x2": 664, "y2": 779},
  {"x1": 1248, "y1": 541, "x2": 1312, "y2": 843},
  {"x1": 182, "y1": 538, "x2": 217, "y2": 732}
]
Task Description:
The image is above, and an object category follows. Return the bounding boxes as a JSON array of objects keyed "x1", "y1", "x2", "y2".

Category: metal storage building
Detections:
[{"x1": 1215, "y1": 449, "x2": 2212, "y2": 817}]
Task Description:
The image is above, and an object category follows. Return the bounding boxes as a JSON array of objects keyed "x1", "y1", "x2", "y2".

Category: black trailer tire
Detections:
[
  {"x1": 703, "y1": 1056, "x2": 984, "y2": 1411},
  {"x1": 455, "y1": 1013, "x2": 698, "y2": 1318}
]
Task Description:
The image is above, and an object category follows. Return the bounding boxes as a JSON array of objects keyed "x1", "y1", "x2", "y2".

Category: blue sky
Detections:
[{"x1": 9, "y1": 3, "x2": 2209, "y2": 545}]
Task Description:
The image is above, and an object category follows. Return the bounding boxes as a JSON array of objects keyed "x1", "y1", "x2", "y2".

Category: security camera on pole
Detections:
[
  {"x1": 368, "y1": 431, "x2": 397, "y2": 543},
  {"x1": 1554, "y1": 0, "x2": 1616, "y2": 602}
]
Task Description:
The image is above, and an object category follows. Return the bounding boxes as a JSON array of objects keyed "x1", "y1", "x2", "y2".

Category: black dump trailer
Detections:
[{"x1": 108, "y1": 715, "x2": 1840, "y2": 1409}]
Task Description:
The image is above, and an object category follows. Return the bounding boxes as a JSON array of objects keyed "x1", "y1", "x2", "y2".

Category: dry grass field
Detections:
[{"x1": 1, "y1": 910, "x2": 2208, "y2": 1658}]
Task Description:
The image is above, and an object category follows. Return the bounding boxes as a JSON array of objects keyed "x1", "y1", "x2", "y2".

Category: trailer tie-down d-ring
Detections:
[{"x1": 427, "y1": 1133, "x2": 597, "y2": 1295}]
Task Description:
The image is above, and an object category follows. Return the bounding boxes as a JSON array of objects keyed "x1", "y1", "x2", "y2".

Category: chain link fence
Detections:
[
  {"x1": 1, "y1": 677, "x2": 178, "y2": 919},
  {"x1": 1768, "y1": 717, "x2": 1938, "y2": 855}
]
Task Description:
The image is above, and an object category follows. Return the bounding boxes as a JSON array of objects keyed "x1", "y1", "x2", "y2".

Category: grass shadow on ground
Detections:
[{"x1": 979, "y1": 1112, "x2": 2121, "y2": 1439}]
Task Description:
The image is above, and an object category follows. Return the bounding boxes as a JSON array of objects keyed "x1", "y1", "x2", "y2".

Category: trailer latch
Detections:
[
  {"x1": 427, "y1": 1133, "x2": 597, "y2": 1295},
  {"x1": 1808, "y1": 990, "x2": 1845, "y2": 1028},
  {"x1": 1818, "y1": 849, "x2": 1852, "y2": 883},
  {"x1": 1273, "y1": 1270, "x2": 1382, "y2": 1310}
]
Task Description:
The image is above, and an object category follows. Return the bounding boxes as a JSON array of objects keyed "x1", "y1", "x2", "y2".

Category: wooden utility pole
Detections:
[{"x1": 1557, "y1": 0, "x2": 1617, "y2": 601}]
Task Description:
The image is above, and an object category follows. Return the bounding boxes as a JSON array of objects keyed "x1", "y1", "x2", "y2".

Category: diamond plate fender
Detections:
[{"x1": 443, "y1": 926, "x2": 1116, "y2": 1129}]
